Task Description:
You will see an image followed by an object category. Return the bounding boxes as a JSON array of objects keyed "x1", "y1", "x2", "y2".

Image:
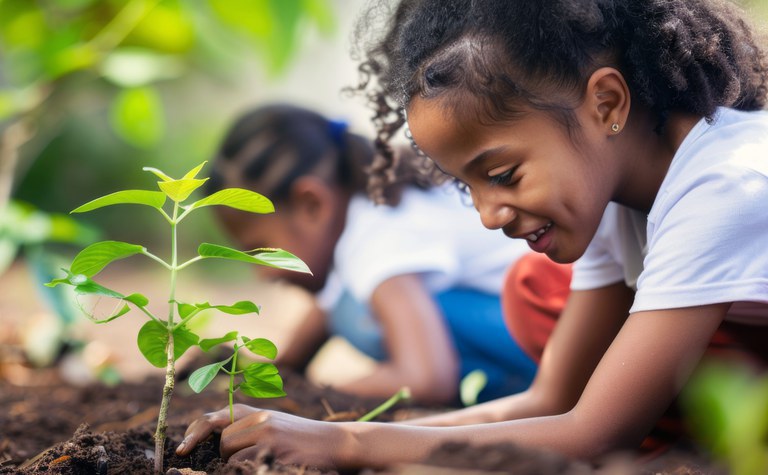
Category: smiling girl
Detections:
[{"x1": 177, "y1": 1, "x2": 768, "y2": 469}]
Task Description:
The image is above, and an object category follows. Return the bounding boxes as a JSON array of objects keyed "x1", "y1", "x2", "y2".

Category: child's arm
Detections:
[
  {"x1": 336, "y1": 273, "x2": 460, "y2": 404},
  {"x1": 178, "y1": 286, "x2": 728, "y2": 467},
  {"x1": 401, "y1": 282, "x2": 634, "y2": 426},
  {"x1": 275, "y1": 304, "x2": 330, "y2": 373}
]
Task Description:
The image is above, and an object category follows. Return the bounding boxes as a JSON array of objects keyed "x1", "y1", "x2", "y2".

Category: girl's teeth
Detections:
[{"x1": 526, "y1": 223, "x2": 552, "y2": 242}]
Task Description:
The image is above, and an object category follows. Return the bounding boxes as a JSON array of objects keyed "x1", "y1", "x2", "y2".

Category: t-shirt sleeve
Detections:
[
  {"x1": 571, "y1": 205, "x2": 626, "y2": 291},
  {"x1": 335, "y1": 198, "x2": 459, "y2": 303},
  {"x1": 632, "y1": 167, "x2": 768, "y2": 313}
]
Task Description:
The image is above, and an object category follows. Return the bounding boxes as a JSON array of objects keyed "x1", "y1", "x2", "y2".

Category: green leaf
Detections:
[
  {"x1": 110, "y1": 86, "x2": 165, "y2": 149},
  {"x1": 198, "y1": 331, "x2": 239, "y2": 352},
  {"x1": 158, "y1": 178, "x2": 208, "y2": 202},
  {"x1": 239, "y1": 380, "x2": 286, "y2": 399},
  {"x1": 71, "y1": 190, "x2": 166, "y2": 213},
  {"x1": 240, "y1": 363, "x2": 285, "y2": 398},
  {"x1": 70, "y1": 241, "x2": 145, "y2": 277},
  {"x1": 183, "y1": 161, "x2": 207, "y2": 179},
  {"x1": 188, "y1": 361, "x2": 226, "y2": 393},
  {"x1": 137, "y1": 321, "x2": 199, "y2": 368},
  {"x1": 243, "y1": 337, "x2": 277, "y2": 359},
  {"x1": 198, "y1": 243, "x2": 311, "y2": 274},
  {"x1": 177, "y1": 301, "x2": 260, "y2": 320},
  {"x1": 46, "y1": 270, "x2": 125, "y2": 298},
  {"x1": 186, "y1": 188, "x2": 274, "y2": 214},
  {"x1": 124, "y1": 293, "x2": 149, "y2": 307},
  {"x1": 143, "y1": 166, "x2": 173, "y2": 182}
]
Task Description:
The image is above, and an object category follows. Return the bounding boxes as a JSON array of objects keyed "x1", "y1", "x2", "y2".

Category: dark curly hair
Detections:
[{"x1": 351, "y1": 0, "x2": 768, "y2": 202}]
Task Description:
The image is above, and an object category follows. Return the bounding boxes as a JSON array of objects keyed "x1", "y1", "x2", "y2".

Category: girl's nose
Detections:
[{"x1": 472, "y1": 190, "x2": 516, "y2": 230}]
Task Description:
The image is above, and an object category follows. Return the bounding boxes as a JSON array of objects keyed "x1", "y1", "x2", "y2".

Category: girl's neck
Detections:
[{"x1": 614, "y1": 109, "x2": 702, "y2": 213}]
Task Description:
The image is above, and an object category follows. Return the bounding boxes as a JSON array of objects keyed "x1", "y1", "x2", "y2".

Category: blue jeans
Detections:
[{"x1": 327, "y1": 288, "x2": 537, "y2": 403}]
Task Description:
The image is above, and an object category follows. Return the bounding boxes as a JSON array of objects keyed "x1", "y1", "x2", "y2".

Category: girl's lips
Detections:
[
  {"x1": 525, "y1": 222, "x2": 554, "y2": 253},
  {"x1": 525, "y1": 222, "x2": 552, "y2": 242}
]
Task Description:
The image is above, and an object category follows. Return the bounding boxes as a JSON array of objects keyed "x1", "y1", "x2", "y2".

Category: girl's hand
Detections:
[
  {"x1": 176, "y1": 404, "x2": 259, "y2": 456},
  {"x1": 177, "y1": 404, "x2": 349, "y2": 470}
]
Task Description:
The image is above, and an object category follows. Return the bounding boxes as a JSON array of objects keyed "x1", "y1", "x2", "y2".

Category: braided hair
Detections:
[
  {"x1": 208, "y1": 103, "x2": 434, "y2": 205},
  {"x1": 352, "y1": 0, "x2": 768, "y2": 198}
]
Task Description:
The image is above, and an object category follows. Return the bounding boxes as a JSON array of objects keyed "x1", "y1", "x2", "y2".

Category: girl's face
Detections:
[
  {"x1": 406, "y1": 96, "x2": 620, "y2": 263},
  {"x1": 216, "y1": 206, "x2": 336, "y2": 292}
]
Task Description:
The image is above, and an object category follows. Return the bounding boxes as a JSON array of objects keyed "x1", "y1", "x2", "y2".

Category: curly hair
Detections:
[{"x1": 351, "y1": 0, "x2": 768, "y2": 201}]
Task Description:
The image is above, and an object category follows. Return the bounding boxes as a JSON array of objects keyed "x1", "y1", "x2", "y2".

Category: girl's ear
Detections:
[
  {"x1": 287, "y1": 176, "x2": 341, "y2": 226},
  {"x1": 584, "y1": 67, "x2": 631, "y2": 134}
]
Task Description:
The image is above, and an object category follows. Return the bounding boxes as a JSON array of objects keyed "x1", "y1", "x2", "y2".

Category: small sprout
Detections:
[
  {"x1": 47, "y1": 162, "x2": 310, "y2": 472},
  {"x1": 459, "y1": 369, "x2": 488, "y2": 407},
  {"x1": 357, "y1": 387, "x2": 411, "y2": 422},
  {"x1": 188, "y1": 332, "x2": 286, "y2": 423}
]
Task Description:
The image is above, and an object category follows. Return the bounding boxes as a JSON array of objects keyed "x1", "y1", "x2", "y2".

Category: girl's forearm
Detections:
[
  {"x1": 338, "y1": 411, "x2": 600, "y2": 469},
  {"x1": 401, "y1": 387, "x2": 546, "y2": 426}
]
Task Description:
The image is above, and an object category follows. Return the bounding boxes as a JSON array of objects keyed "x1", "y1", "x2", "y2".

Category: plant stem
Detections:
[
  {"x1": 154, "y1": 331, "x2": 175, "y2": 473},
  {"x1": 153, "y1": 202, "x2": 180, "y2": 473},
  {"x1": 357, "y1": 387, "x2": 411, "y2": 422},
  {"x1": 229, "y1": 346, "x2": 240, "y2": 424}
]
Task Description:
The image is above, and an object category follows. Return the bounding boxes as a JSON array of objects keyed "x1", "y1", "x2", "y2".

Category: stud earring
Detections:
[{"x1": 611, "y1": 123, "x2": 621, "y2": 133}]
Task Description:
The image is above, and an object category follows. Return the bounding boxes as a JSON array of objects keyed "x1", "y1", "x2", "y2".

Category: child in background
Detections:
[
  {"x1": 203, "y1": 103, "x2": 570, "y2": 406},
  {"x1": 178, "y1": 1, "x2": 768, "y2": 469}
]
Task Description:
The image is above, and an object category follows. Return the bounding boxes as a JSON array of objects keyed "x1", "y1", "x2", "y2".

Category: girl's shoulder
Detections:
[{"x1": 651, "y1": 108, "x2": 768, "y2": 219}]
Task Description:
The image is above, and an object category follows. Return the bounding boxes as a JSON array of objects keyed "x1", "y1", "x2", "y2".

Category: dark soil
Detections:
[{"x1": 0, "y1": 357, "x2": 727, "y2": 475}]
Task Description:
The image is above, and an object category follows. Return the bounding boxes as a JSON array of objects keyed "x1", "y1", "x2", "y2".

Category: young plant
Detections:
[
  {"x1": 188, "y1": 330, "x2": 285, "y2": 423},
  {"x1": 46, "y1": 161, "x2": 310, "y2": 473}
]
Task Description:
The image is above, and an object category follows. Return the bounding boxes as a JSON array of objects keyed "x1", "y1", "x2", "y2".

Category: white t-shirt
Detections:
[
  {"x1": 571, "y1": 108, "x2": 768, "y2": 324},
  {"x1": 316, "y1": 185, "x2": 531, "y2": 311}
]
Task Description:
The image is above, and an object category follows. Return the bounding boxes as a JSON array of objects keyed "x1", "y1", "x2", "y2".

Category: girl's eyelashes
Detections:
[{"x1": 488, "y1": 167, "x2": 517, "y2": 187}]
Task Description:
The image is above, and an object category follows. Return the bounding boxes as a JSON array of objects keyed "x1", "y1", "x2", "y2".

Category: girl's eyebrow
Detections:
[{"x1": 464, "y1": 146, "x2": 510, "y2": 174}]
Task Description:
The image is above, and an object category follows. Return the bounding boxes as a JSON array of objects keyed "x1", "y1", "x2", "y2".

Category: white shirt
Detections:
[
  {"x1": 317, "y1": 185, "x2": 531, "y2": 311},
  {"x1": 572, "y1": 108, "x2": 768, "y2": 324}
]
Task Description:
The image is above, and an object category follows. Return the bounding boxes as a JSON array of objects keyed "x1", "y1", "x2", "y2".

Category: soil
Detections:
[{"x1": 0, "y1": 352, "x2": 728, "y2": 475}]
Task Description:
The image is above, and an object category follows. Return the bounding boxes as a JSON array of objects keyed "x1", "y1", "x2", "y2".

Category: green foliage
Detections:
[
  {"x1": 189, "y1": 332, "x2": 285, "y2": 423},
  {"x1": 46, "y1": 161, "x2": 311, "y2": 471},
  {"x1": 681, "y1": 358, "x2": 768, "y2": 475},
  {"x1": 0, "y1": 199, "x2": 97, "y2": 273},
  {"x1": 1, "y1": 0, "x2": 337, "y2": 253}
]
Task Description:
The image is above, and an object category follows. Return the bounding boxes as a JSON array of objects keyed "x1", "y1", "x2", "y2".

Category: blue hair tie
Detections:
[{"x1": 328, "y1": 119, "x2": 348, "y2": 146}]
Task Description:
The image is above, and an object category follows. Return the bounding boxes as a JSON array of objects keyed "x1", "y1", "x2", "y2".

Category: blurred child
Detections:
[{"x1": 204, "y1": 103, "x2": 570, "y2": 405}]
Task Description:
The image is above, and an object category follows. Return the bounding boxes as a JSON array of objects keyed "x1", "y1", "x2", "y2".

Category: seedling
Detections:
[
  {"x1": 357, "y1": 387, "x2": 411, "y2": 422},
  {"x1": 188, "y1": 330, "x2": 285, "y2": 423},
  {"x1": 47, "y1": 161, "x2": 310, "y2": 473}
]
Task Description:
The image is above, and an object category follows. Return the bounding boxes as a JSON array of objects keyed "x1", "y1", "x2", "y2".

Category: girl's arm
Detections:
[
  {"x1": 336, "y1": 273, "x2": 460, "y2": 404},
  {"x1": 275, "y1": 304, "x2": 330, "y2": 373},
  {"x1": 403, "y1": 282, "x2": 634, "y2": 425},
  {"x1": 178, "y1": 286, "x2": 727, "y2": 467},
  {"x1": 338, "y1": 303, "x2": 729, "y2": 466}
]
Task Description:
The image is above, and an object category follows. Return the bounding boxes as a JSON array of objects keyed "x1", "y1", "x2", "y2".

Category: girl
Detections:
[
  {"x1": 202, "y1": 103, "x2": 569, "y2": 406},
  {"x1": 177, "y1": 1, "x2": 768, "y2": 469}
]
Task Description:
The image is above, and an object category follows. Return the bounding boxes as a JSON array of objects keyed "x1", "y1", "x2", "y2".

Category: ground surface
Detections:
[
  {"x1": 0, "y1": 364, "x2": 727, "y2": 475},
  {"x1": 0, "y1": 261, "x2": 729, "y2": 474}
]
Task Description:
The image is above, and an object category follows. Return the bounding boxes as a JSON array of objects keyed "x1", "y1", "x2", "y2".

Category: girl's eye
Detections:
[{"x1": 488, "y1": 167, "x2": 517, "y2": 186}]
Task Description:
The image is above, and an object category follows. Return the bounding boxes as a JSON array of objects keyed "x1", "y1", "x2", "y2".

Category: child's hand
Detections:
[
  {"x1": 177, "y1": 404, "x2": 347, "y2": 470},
  {"x1": 176, "y1": 404, "x2": 258, "y2": 456}
]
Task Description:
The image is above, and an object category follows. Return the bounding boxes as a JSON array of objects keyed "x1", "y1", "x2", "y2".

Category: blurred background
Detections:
[
  {"x1": 0, "y1": 0, "x2": 378, "y2": 385},
  {"x1": 1, "y1": 0, "x2": 767, "y2": 405},
  {"x1": 1, "y1": 2, "x2": 768, "y2": 473}
]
